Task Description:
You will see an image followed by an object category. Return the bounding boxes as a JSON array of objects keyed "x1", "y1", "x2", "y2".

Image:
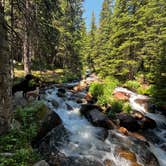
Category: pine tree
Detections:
[
  {"x1": 95, "y1": 0, "x2": 113, "y2": 76},
  {"x1": 87, "y1": 11, "x2": 97, "y2": 71}
]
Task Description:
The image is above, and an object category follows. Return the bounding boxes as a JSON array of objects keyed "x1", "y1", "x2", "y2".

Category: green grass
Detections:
[{"x1": 14, "y1": 67, "x2": 78, "y2": 85}]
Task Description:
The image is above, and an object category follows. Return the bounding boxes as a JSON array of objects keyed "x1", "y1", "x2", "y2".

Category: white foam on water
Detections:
[
  {"x1": 45, "y1": 88, "x2": 131, "y2": 166},
  {"x1": 115, "y1": 87, "x2": 166, "y2": 166}
]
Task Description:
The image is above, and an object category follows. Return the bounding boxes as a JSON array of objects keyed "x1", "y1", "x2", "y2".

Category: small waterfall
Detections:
[{"x1": 45, "y1": 87, "x2": 131, "y2": 166}]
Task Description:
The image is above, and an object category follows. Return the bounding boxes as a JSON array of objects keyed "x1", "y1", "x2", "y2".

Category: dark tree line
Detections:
[{"x1": 85, "y1": 0, "x2": 166, "y2": 106}]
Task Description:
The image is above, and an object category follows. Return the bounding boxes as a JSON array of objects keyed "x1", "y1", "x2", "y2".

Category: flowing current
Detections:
[
  {"x1": 44, "y1": 85, "x2": 166, "y2": 166},
  {"x1": 45, "y1": 87, "x2": 131, "y2": 166},
  {"x1": 115, "y1": 87, "x2": 166, "y2": 166}
]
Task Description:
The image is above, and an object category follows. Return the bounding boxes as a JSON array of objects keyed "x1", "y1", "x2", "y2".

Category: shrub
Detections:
[
  {"x1": 124, "y1": 80, "x2": 141, "y2": 91},
  {"x1": 110, "y1": 99, "x2": 123, "y2": 113},
  {"x1": 89, "y1": 76, "x2": 120, "y2": 106},
  {"x1": 0, "y1": 101, "x2": 44, "y2": 166},
  {"x1": 89, "y1": 82, "x2": 104, "y2": 99},
  {"x1": 122, "y1": 102, "x2": 132, "y2": 114}
]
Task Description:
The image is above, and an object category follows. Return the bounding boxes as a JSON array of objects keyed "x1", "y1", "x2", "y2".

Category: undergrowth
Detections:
[{"x1": 0, "y1": 101, "x2": 46, "y2": 166}]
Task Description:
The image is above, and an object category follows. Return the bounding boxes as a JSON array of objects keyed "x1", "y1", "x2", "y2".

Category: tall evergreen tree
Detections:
[
  {"x1": 87, "y1": 11, "x2": 97, "y2": 71},
  {"x1": 95, "y1": 0, "x2": 113, "y2": 75}
]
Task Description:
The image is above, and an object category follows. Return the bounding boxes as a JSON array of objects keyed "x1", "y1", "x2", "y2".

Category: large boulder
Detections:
[
  {"x1": 131, "y1": 111, "x2": 156, "y2": 130},
  {"x1": 80, "y1": 104, "x2": 116, "y2": 129},
  {"x1": 116, "y1": 113, "x2": 140, "y2": 131},
  {"x1": 32, "y1": 108, "x2": 62, "y2": 146},
  {"x1": 38, "y1": 124, "x2": 69, "y2": 156}
]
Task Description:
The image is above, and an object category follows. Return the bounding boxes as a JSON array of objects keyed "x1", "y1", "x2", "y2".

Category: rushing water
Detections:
[
  {"x1": 115, "y1": 87, "x2": 166, "y2": 166},
  {"x1": 44, "y1": 85, "x2": 166, "y2": 166},
  {"x1": 45, "y1": 87, "x2": 131, "y2": 166}
]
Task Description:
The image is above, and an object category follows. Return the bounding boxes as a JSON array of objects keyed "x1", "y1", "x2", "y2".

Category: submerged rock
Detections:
[
  {"x1": 33, "y1": 160, "x2": 49, "y2": 166},
  {"x1": 48, "y1": 152, "x2": 103, "y2": 166},
  {"x1": 108, "y1": 130, "x2": 159, "y2": 166}
]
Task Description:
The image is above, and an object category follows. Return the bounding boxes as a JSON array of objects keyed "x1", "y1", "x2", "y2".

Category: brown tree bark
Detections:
[
  {"x1": 0, "y1": 2, "x2": 12, "y2": 135},
  {"x1": 23, "y1": 0, "x2": 31, "y2": 75}
]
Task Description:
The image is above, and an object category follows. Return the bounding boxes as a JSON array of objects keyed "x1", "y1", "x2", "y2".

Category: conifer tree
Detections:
[{"x1": 87, "y1": 11, "x2": 97, "y2": 71}]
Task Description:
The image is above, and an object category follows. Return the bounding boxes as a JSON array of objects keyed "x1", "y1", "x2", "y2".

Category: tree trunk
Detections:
[
  {"x1": 10, "y1": 0, "x2": 14, "y2": 78},
  {"x1": 0, "y1": 2, "x2": 12, "y2": 135},
  {"x1": 23, "y1": 0, "x2": 31, "y2": 75}
]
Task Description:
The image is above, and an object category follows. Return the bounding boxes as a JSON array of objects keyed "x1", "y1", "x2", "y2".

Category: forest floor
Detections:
[{"x1": 14, "y1": 68, "x2": 64, "y2": 83}]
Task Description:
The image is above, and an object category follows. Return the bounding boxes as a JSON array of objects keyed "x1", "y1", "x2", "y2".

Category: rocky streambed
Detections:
[{"x1": 33, "y1": 78, "x2": 166, "y2": 166}]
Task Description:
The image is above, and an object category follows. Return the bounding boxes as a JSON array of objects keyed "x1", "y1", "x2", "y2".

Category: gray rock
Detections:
[
  {"x1": 33, "y1": 160, "x2": 49, "y2": 166},
  {"x1": 48, "y1": 153, "x2": 103, "y2": 166}
]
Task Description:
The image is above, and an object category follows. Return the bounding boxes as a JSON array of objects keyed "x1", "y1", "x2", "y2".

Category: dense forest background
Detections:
[
  {"x1": 2, "y1": 0, "x2": 165, "y2": 103},
  {"x1": 0, "y1": 0, "x2": 166, "y2": 132}
]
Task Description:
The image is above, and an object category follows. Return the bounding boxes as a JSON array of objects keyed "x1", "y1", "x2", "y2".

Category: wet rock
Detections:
[
  {"x1": 58, "y1": 88, "x2": 66, "y2": 94},
  {"x1": 48, "y1": 153, "x2": 103, "y2": 166},
  {"x1": 51, "y1": 99, "x2": 59, "y2": 108},
  {"x1": 104, "y1": 159, "x2": 116, "y2": 166},
  {"x1": 80, "y1": 104, "x2": 116, "y2": 129},
  {"x1": 33, "y1": 160, "x2": 49, "y2": 166},
  {"x1": 57, "y1": 88, "x2": 66, "y2": 97},
  {"x1": 118, "y1": 127, "x2": 129, "y2": 135},
  {"x1": 66, "y1": 103, "x2": 73, "y2": 111},
  {"x1": 141, "y1": 116, "x2": 156, "y2": 129},
  {"x1": 38, "y1": 124, "x2": 69, "y2": 156},
  {"x1": 84, "y1": 92, "x2": 93, "y2": 102},
  {"x1": 108, "y1": 130, "x2": 159, "y2": 166},
  {"x1": 115, "y1": 148, "x2": 137, "y2": 163},
  {"x1": 159, "y1": 143, "x2": 166, "y2": 151},
  {"x1": 132, "y1": 111, "x2": 144, "y2": 120},
  {"x1": 80, "y1": 104, "x2": 102, "y2": 113},
  {"x1": 76, "y1": 98, "x2": 87, "y2": 104},
  {"x1": 32, "y1": 110, "x2": 62, "y2": 146},
  {"x1": 118, "y1": 127, "x2": 146, "y2": 142},
  {"x1": 116, "y1": 113, "x2": 140, "y2": 131}
]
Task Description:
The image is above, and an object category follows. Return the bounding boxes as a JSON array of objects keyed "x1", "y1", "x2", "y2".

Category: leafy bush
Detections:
[
  {"x1": 89, "y1": 76, "x2": 120, "y2": 106},
  {"x1": 124, "y1": 80, "x2": 141, "y2": 91},
  {"x1": 110, "y1": 99, "x2": 123, "y2": 113},
  {"x1": 122, "y1": 102, "x2": 132, "y2": 114},
  {"x1": 89, "y1": 82, "x2": 104, "y2": 99}
]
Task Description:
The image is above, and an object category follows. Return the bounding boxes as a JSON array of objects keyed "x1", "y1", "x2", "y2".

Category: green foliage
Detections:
[
  {"x1": 124, "y1": 80, "x2": 141, "y2": 91},
  {"x1": 122, "y1": 102, "x2": 132, "y2": 114},
  {"x1": 109, "y1": 99, "x2": 123, "y2": 113},
  {"x1": 0, "y1": 101, "x2": 45, "y2": 166},
  {"x1": 89, "y1": 76, "x2": 120, "y2": 105},
  {"x1": 60, "y1": 71, "x2": 80, "y2": 83},
  {"x1": 89, "y1": 82, "x2": 104, "y2": 99}
]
